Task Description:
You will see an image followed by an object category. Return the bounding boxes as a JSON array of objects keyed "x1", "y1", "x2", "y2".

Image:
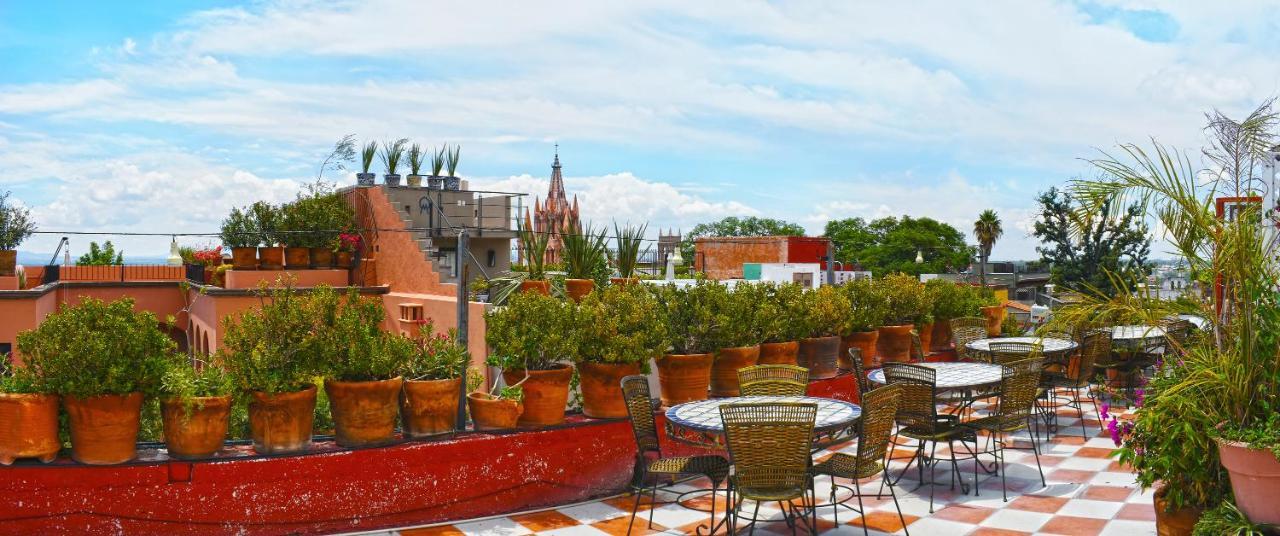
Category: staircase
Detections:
[{"x1": 398, "y1": 213, "x2": 459, "y2": 285}]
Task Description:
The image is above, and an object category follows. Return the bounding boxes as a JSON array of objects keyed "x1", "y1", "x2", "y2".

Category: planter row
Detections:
[
  {"x1": 228, "y1": 247, "x2": 355, "y2": 271},
  {"x1": 357, "y1": 173, "x2": 461, "y2": 190}
]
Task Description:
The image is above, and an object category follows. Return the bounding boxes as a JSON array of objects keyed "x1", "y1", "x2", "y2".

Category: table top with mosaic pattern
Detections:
[
  {"x1": 665, "y1": 396, "x2": 861, "y2": 435},
  {"x1": 866, "y1": 361, "x2": 1004, "y2": 389},
  {"x1": 965, "y1": 336, "x2": 1078, "y2": 355}
]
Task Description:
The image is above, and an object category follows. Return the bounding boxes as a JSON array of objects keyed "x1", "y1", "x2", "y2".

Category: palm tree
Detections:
[{"x1": 973, "y1": 209, "x2": 1003, "y2": 288}]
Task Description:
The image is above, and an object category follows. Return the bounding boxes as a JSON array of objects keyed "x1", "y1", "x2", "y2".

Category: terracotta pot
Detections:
[
  {"x1": 609, "y1": 277, "x2": 640, "y2": 286},
  {"x1": 758, "y1": 341, "x2": 799, "y2": 366},
  {"x1": 258, "y1": 246, "x2": 284, "y2": 270},
  {"x1": 564, "y1": 278, "x2": 595, "y2": 302},
  {"x1": 0, "y1": 250, "x2": 16, "y2": 276},
  {"x1": 231, "y1": 247, "x2": 258, "y2": 270},
  {"x1": 401, "y1": 378, "x2": 461, "y2": 437},
  {"x1": 841, "y1": 331, "x2": 878, "y2": 369},
  {"x1": 918, "y1": 323, "x2": 934, "y2": 357},
  {"x1": 325, "y1": 377, "x2": 404, "y2": 447},
  {"x1": 0, "y1": 393, "x2": 60, "y2": 465},
  {"x1": 876, "y1": 325, "x2": 914, "y2": 363},
  {"x1": 248, "y1": 386, "x2": 316, "y2": 454},
  {"x1": 520, "y1": 279, "x2": 551, "y2": 295},
  {"x1": 284, "y1": 247, "x2": 310, "y2": 269},
  {"x1": 798, "y1": 336, "x2": 840, "y2": 379},
  {"x1": 1217, "y1": 439, "x2": 1280, "y2": 525},
  {"x1": 655, "y1": 353, "x2": 713, "y2": 406},
  {"x1": 1153, "y1": 484, "x2": 1203, "y2": 536},
  {"x1": 310, "y1": 247, "x2": 334, "y2": 269},
  {"x1": 64, "y1": 392, "x2": 143, "y2": 465},
  {"x1": 160, "y1": 396, "x2": 231, "y2": 460},
  {"x1": 930, "y1": 321, "x2": 953, "y2": 353},
  {"x1": 468, "y1": 393, "x2": 523, "y2": 431},
  {"x1": 710, "y1": 345, "x2": 761, "y2": 397},
  {"x1": 578, "y1": 362, "x2": 642, "y2": 419},
  {"x1": 502, "y1": 365, "x2": 573, "y2": 426},
  {"x1": 980, "y1": 305, "x2": 1005, "y2": 337},
  {"x1": 335, "y1": 251, "x2": 354, "y2": 269}
]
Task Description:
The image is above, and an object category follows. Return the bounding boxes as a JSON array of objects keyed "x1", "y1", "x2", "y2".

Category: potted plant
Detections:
[
  {"x1": 297, "y1": 182, "x2": 353, "y2": 269},
  {"x1": 220, "y1": 206, "x2": 260, "y2": 270},
  {"x1": 220, "y1": 285, "x2": 324, "y2": 454},
  {"x1": 443, "y1": 144, "x2": 461, "y2": 190},
  {"x1": 356, "y1": 141, "x2": 377, "y2": 186},
  {"x1": 247, "y1": 201, "x2": 284, "y2": 270},
  {"x1": 653, "y1": 282, "x2": 718, "y2": 405},
  {"x1": 159, "y1": 357, "x2": 233, "y2": 459},
  {"x1": 400, "y1": 323, "x2": 469, "y2": 437},
  {"x1": 562, "y1": 218, "x2": 606, "y2": 301},
  {"x1": 925, "y1": 279, "x2": 979, "y2": 353},
  {"x1": 334, "y1": 232, "x2": 361, "y2": 270},
  {"x1": 468, "y1": 381, "x2": 523, "y2": 431},
  {"x1": 0, "y1": 358, "x2": 59, "y2": 465},
  {"x1": 428, "y1": 146, "x2": 446, "y2": 189},
  {"x1": 757, "y1": 283, "x2": 807, "y2": 366},
  {"x1": 797, "y1": 284, "x2": 851, "y2": 379},
  {"x1": 484, "y1": 292, "x2": 577, "y2": 426},
  {"x1": 189, "y1": 246, "x2": 223, "y2": 284},
  {"x1": 842, "y1": 278, "x2": 885, "y2": 369},
  {"x1": 978, "y1": 288, "x2": 1004, "y2": 337},
  {"x1": 575, "y1": 284, "x2": 666, "y2": 418},
  {"x1": 708, "y1": 283, "x2": 762, "y2": 397},
  {"x1": 406, "y1": 143, "x2": 426, "y2": 187},
  {"x1": 0, "y1": 191, "x2": 36, "y2": 277},
  {"x1": 381, "y1": 138, "x2": 407, "y2": 186},
  {"x1": 610, "y1": 222, "x2": 648, "y2": 285},
  {"x1": 315, "y1": 289, "x2": 409, "y2": 447},
  {"x1": 876, "y1": 273, "x2": 927, "y2": 363},
  {"x1": 16, "y1": 298, "x2": 170, "y2": 465},
  {"x1": 278, "y1": 200, "x2": 311, "y2": 270},
  {"x1": 516, "y1": 215, "x2": 551, "y2": 295}
]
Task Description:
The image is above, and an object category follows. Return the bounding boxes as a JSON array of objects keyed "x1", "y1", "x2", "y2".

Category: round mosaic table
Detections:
[
  {"x1": 965, "y1": 336, "x2": 1078, "y2": 357},
  {"x1": 664, "y1": 396, "x2": 861, "y2": 449},
  {"x1": 867, "y1": 362, "x2": 1004, "y2": 390},
  {"x1": 1111, "y1": 325, "x2": 1165, "y2": 342}
]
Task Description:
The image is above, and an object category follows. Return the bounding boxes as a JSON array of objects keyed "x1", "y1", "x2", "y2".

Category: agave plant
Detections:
[
  {"x1": 380, "y1": 138, "x2": 408, "y2": 175},
  {"x1": 610, "y1": 221, "x2": 649, "y2": 279},
  {"x1": 406, "y1": 143, "x2": 424, "y2": 176},
  {"x1": 430, "y1": 146, "x2": 446, "y2": 176},
  {"x1": 562, "y1": 219, "x2": 607, "y2": 280},
  {"x1": 517, "y1": 214, "x2": 550, "y2": 280},
  {"x1": 445, "y1": 145, "x2": 461, "y2": 177},
  {"x1": 360, "y1": 141, "x2": 378, "y2": 174}
]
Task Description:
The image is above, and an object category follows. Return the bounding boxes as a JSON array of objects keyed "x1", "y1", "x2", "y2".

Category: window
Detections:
[
  {"x1": 0, "y1": 342, "x2": 10, "y2": 357},
  {"x1": 487, "y1": 249, "x2": 496, "y2": 267}
]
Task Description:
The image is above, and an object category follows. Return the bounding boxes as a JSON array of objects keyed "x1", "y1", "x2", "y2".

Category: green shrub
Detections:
[
  {"x1": 161, "y1": 357, "x2": 233, "y2": 400},
  {"x1": 844, "y1": 278, "x2": 887, "y2": 332},
  {"x1": 878, "y1": 273, "x2": 929, "y2": 325},
  {"x1": 707, "y1": 283, "x2": 761, "y2": 349},
  {"x1": 928, "y1": 279, "x2": 985, "y2": 320},
  {"x1": 485, "y1": 292, "x2": 578, "y2": 371},
  {"x1": 762, "y1": 283, "x2": 810, "y2": 342},
  {"x1": 219, "y1": 285, "x2": 325, "y2": 394},
  {"x1": 314, "y1": 288, "x2": 410, "y2": 381},
  {"x1": 576, "y1": 284, "x2": 665, "y2": 368},
  {"x1": 0, "y1": 357, "x2": 40, "y2": 394},
  {"x1": 17, "y1": 297, "x2": 172, "y2": 398},
  {"x1": 402, "y1": 325, "x2": 469, "y2": 381},
  {"x1": 1193, "y1": 501, "x2": 1274, "y2": 536},
  {"x1": 653, "y1": 281, "x2": 721, "y2": 354},
  {"x1": 800, "y1": 285, "x2": 852, "y2": 338}
]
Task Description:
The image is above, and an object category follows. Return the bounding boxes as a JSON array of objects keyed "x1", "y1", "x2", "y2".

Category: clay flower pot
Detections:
[
  {"x1": 758, "y1": 341, "x2": 799, "y2": 366},
  {"x1": 248, "y1": 386, "x2": 316, "y2": 454},
  {"x1": 1153, "y1": 484, "x2": 1203, "y2": 536},
  {"x1": 325, "y1": 377, "x2": 404, "y2": 447},
  {"x1": 284, "y1": 247, "x2": 310, "y2": 270},
  {"x1": 468, "y1": 393, "x2": 522, "y2": 431},
  {"x1": 578, "y1": 361, "x2": 642, "y2": 419},
  {"x1": 1216, "y1": 438, "x2": 1280, "y2": 525},
  {"x1": 930, "y1": 321, "x2": 953, "y2": 353},
  {"x1": 502, "y1": 365, "x2": 573, "y2": 426},
  {"x1": 160, "y1": 396, "x2": 231, "y2": 460},
  {"x1": 258, "y1": 246, "x2": 284, "y2": 270},
  {"x1": 876, "y1": 325, "x2": 914, "y2": 363},
  {"x1": 519, "y1": 279, "x2": 551, "y2": 295},
  {"x1": 401, "y1": 378, "x2": 461, "y2": 437},
  {"x1": 0, "y1": 250, "x2": 17, "y2": 276},
  {"x1": 564, "y1": 279, "x2": 595, "y2": 302},
  {"x1": 918, "y1": 323, "x2": 934, "y2": 357},
  {"x1": 310, "y1": 248, "x2": 334, "y2": 269},
  {"x1": 798, "y1": 336, "x2": 840, "y2": 379},
  {"x1": 655, "y1": 353, "x2": 713, "y2": 406},
  {"x1": 0, "y1": 393, "x2": 60, "y2": 465},
  {"x1": 841, "y1": 331, "x2": 878, "y2": 369},
  {"x1": 609, "y1": 277, "x2": 640, "y2": 286},
  {"x1": 335, "y1": 251, "x2": 354, "y2": 269},
  {"x1": 710, "y1": 345, "x2": 760, "y2": 397},
  {"x1": 64, "y1": 392, "x2": 144, "y2": 465},
  {"x1": 231, "y1": 247, "x2": 258, "y2": 270},
  {"x1": 980, "y1": 305, "x2": 1005, "y2": 337}
]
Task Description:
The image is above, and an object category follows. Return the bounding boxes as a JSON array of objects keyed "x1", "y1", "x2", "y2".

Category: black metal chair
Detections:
[
  {"x1": 814, "y1": 384, "x2": 909, "y2": 536},
  {"x1": 848, "y1": 347, "x2": 872, "y2": 400},
  {"x1": 962, "y1": 357, "x2": 1048, "y2": 501},
  {"x1": 720, "y1": 401, "x2": 819, "y2": 535},
  {"x1": 950, "y1": 317, "x2": 988, "y2": 362},
  {"x1": 881, "y1": 362, "x2": 975, "y2": 513},
  {"x1": 621, "y1": 376, "x2": 729, "y2": 536},
  {"x1": 1041, "y1": 329, "x2": 1111, "y2": 438},
  {"x1": 738, "y1": 364, "x2": 809, "y2": 397}
]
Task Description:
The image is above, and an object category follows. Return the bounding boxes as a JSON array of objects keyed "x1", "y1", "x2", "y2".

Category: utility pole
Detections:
[{"x1": 454, "y1": 229, "x2": 470, "y2": 430}]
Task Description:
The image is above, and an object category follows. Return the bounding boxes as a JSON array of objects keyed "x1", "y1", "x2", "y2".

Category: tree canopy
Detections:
[
  {"x1": 77, "y1": 240, "x2": 124, "y2": 266},
  {"x1": 1032, "y1": 186, "x2": 1151, "y2": 294},
  {"x1": 823, "y1": 216, "x2": 972, "y2": 276},
  {"x1": 680, "y1": 216, "x2": 806, "y2": 260}
]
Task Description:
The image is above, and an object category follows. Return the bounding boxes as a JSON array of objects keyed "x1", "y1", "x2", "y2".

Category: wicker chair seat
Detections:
[
  {"x1": 647, "y1": 455, "x2": 730, "y2": 482},
  {"x1": 814, "y1": 452, "x2": 884, "y2": 480},
  {"x1": 963, "y1": 414, "x2": 1030, "y2": 434}
]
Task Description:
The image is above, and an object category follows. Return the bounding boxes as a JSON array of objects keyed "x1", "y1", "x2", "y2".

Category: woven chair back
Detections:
[
  {"x1": 719, "y1": 402, "x2": 817, "y2": 495},
  {"x1": 621, "y1": 375, "x2": 661, "y2": 454},
  {"x1": 849, "y1": 347, "x2": 871, "y2": 398},
  {"x1": 1070, "y1": 329, "x2": 1112, "y2": 382},
  {"x1": 987, "y1": 341, "x2": 1043, "y2": 366},
  {"x1": 738, "y1": 365, "x2": 809, "y2": 397},
  {"x1": 950, "y1": 317, "x2": 988, "y2": 361},
  {"x1": 852, "y1": 384, "x2": 903, "y2": 479},
  {"x1": 993, "y1": 357, "x2": 1045, "y2": 424},
  {"x1": 882, "y1": 363, "x2": 938, "y2": 433},
  {"x1": 910, "y1": 330, "x2": 927, "y2": 362}
]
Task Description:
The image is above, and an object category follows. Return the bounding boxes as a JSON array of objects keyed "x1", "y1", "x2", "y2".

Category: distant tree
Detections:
[
  {"x1": 1032, "y1": 187, "x2": 1151, "y2": 295},
  {"x1": 973, "y1": 209, "x2": 1003, "y2": 287},
  {"x1": 77, "y1": 241, "x2": 124, "y2": 266},
  {"x1": 823, "y1": 216, "x2": 972, "y2": 277},
  {"x1": 679, "y1": 216, "x2": 805, "y2": 261}
]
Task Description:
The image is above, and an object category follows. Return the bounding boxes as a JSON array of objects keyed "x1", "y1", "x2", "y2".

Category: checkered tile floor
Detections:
[{"x1": 359, "y1": 396, "x2": 1155, "y2": 536}]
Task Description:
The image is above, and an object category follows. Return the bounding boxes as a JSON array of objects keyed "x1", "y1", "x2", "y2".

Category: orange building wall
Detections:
[
  {"x1": 345, "y1": 187, "x2": 457, "y2": 297},
  {"x1": 694, "y1": 237, "x2": 789, "y2": 280}
]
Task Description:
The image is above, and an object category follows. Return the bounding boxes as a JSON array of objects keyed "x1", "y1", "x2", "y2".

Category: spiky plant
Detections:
[
  {"x1": 445, "y1": 145, "x2": 461, "y2": 176},
  {"x1": 430, "y1": 146, "x2": 446, "y2": 176},
  {"x1": 407, "y1": 143, "x2": 424, "y2": 175},
  {"x1": 611, "y1": 221, "x2": 649, "y2": 279},
  {"x1": 360, "y1": 141, "x2": 378, "y2": 174},
  {"x1": 517, "y1": 214, "x2": 550, "y2": 280},
  {"x1": 562, "y1": 220, "x2": 607, "y2": 279},
  {"x1": 380, "y1": 138, "x2": 408, "y2": 175}
]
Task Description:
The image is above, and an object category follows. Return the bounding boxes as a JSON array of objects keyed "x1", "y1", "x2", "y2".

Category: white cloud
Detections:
[{"x1": 0, "y1": 80, "x2": 126, "y2": 114}]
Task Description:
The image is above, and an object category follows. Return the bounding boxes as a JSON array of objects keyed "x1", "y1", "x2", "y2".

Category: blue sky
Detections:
[{"x1": 2, "y1": 1, "x2": 1278, "y2": 260}]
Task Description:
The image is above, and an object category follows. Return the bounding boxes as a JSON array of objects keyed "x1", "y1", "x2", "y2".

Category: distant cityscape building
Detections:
[
  {"x1": 656, "y1": 229, "x2": 681, "y2": 264},
  {"x1": 523, "y1": 147, "x2": 580, "y2": 266}
]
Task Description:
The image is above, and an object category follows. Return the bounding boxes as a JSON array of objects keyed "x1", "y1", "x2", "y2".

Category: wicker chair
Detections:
[
  {"x1": 986, "y1": 340, "x2": 1043, "y2": 366},
  {"x1": 813, "y1": 385, "x2": 909, "y2": 536},
  {"x1": 950, "y1": 317, "x2": 988, "y2": 362},
  {"x1": 1040, "y1": 329, "x2": 1110, "y2": 438},
  {"x1": 621, "y1": 376, "x2": 729, "y2": 535},
  {"x1": 881, "y1": 363, "x2": 974, "y2": 513},
  {"x1": 1158, "y1": 318, "x2": 1195, "y2": 360},
  {"x1": 1094, "y1": 327, "x2": 1148, "y2": 407},
  {"x1": 720, "y1": 402, "x2": 819, "y2": 535},
  {"x1": 848, "y1": 347, "x2": 872, "y2": 400},
  {"x1": 910, "y1": 330, "x2": 927, "y2": 362},
  {"x1": 738, "y1": 365, "x2": 809, "y2": 397},
  {"x1": 962, "y1": 357, "x2": 1048, "y2": 501}
]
